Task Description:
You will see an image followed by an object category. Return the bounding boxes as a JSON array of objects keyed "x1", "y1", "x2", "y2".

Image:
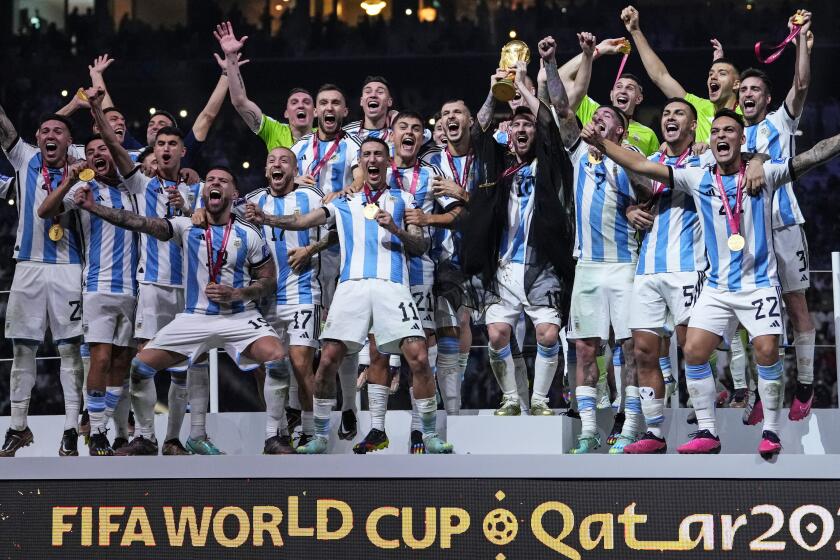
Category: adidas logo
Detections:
[
  {"x1": 411, "y1": 323, "x2": 421, "y2": 330},
  {"x1": 300, "y1": 333, "x2": 309, "y2": 339},
  {"x1": 770, "y1": 320, "x2": 781, "y2": 328},
  {"x1": 801, "y1": 274, "x2": 808, "y2": 281}
]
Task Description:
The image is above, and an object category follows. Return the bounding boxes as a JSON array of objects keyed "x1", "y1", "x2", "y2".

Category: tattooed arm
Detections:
[
  {"x1": 0, "y1": 102, "x2": 18, "y2": 151},
  {"x1": 75, "y1": 184, "x2": 173, "y2": 240},
  {"x1": 791, "y1": 132, "x2": 840, "y2": 178},
  {"x1": 245, "y1": 202, "x2": 329, "y2": 231},
  {"x1": 235, "y1": 259, "x2": 277, "y2": 301}
]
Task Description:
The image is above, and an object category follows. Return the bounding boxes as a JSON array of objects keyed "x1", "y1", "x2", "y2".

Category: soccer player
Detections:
[
  {"x1": 0, "y1": 109, "x2": 84, "y2": 457},
  {"x1": 214, "y1": 21, "x2": 314, "y2": 150},
  {"x1": 582, "y1": 109, "x2": 840, "y2": 456},
  {"x1": 249, "y1": 137, "x2": 453, "y2": 455},
  {"x1": 38, "y1": 136, "x2": 140, "y2": 456},
  {"x1": 343, "y1": 76, "x2": 394, "y2": 141},
  {"x1": 731, "y1": 12, "x2": 815, "y2": 420},
  {"x1": 462, "y1": 37, "x2": 574, "y2": 418},
  {"x1": 73, "y1": 165, "x2": 289, "y2": 455},
  {"x1": 243, "y1": 147, "x2": 329, "y2": 453},
  {"x1": 549, "y1": 32, "x2": 641, "y2": 454},
  {"x1": 621, "y1": 5, "x2": 740, "y2": 142},
  {"x1": 619, "y1": 98, "x2": 706, "y2": 454},
  {"x1": 555, "y1": 38, "x2": 660, "y2": 155}
]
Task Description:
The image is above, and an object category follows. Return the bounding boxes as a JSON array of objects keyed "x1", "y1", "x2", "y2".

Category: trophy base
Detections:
[{"x1": 492, "y1": 80, "x2": 517, "y2": 102}]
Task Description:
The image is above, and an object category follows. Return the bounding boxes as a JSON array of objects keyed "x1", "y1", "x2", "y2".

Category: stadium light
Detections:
[
  {"x1": 418, "y1": 7, "x2": 436, "y2": 22},
  {"x1": 242, "y1": 161, "x2": 250, "y2": 169},
  {"x1": 275, "y1": 3, "x2": 282, "y2": 10},
  {"x1": 405, "y1": 8, "x2": 413, "y2": 16},
  {"x1": 179, "y1": 109, "x2": 188, "y2": 118},
  {"x1": 509, "y1": 30, "x2": 517, "y2": 39},
  {"x1": 361, "y1": 1, "x2": 387, "y2": 16},
  {"x1": 429, "y1": 117, "x2": 436, "y2": 125},
  {"x1": 60, "y1": 90, "x2": 68, "y2": 97},
  {"x1": 149, "y1": 107, "x2": 156, "y2": 115},
  {"x1": 8, "y1": 198, "x2": 14, "y2": 206}
]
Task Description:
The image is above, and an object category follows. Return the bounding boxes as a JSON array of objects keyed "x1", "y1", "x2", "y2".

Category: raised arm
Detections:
[
  {"x1": 214, "y1": 21, "x2": 262, "y2": 134},
  {"x1": 538, "y1": 36, "x2": 582, "y2": 148},
  {"x1": 786, "y1": 11, "x2": 812, "y2": 118},
  {"x1": 791, "y1": 131, "x2": 840, "y2": 178},
  {"x1": 0, "y1": 102, "x2": 18, "y2": 151},
  {"x1": 87, "y1": 88, "x2": 134, "y2": 175},
  {"x1": 621, "y1": 5, "x2": 687, "y2": 98},
  {"x1": 477, "y1": 69, "x2": 507, "y2": 132},
  {"x1": 75, "y1": 184, "x2": 173, "y2": 240},
  {"x1": 246, "y1": 202, "x2": 329, "y2": 231},
  {"x1": 581, "y1": 122, "x2": 670, "y2": 184},
  {"x1": 88, "y1": 54, "x2": 115, "y2": 109},
  {"x1": 192, "y1": 63, "x2": 234, "y2": 142},
  {"x1": 513, "y1": 62, "x2": 540, "y2": 115},
  {"x1": 38, "y1": 161, "x2": 87, "y2": 218}
]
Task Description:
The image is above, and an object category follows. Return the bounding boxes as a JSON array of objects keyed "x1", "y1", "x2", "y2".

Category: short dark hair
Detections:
[
  {"x1": 600, "y1": 105, "x2": 628, "y2": 129},
  {"x1": 317, "y1": 83, "x2": 347, "y2": 102},
  {"x1": 38, "y1": 113, "x2": 73, "y2": 135},
  {"x1": 150, "y1": 110, "x2": 179, "y2": 130},
  {"x1": 511, "y1": 106, "x2": 535, "y2": 120},
  {"x1": 362, "y1": 75, "x2": 390, "y2": 91},
  {"x1": 360, "y1": 136, "x2": 391, "y2": 155},
  {"x1": 711, "y1": 57, "x2": 740, "y2": 76},
  {"x1": 154, "y1": 126, "x2": 185, "y2": 141},
  {"x1": 617, "y1": 72, "x2": 644, "y2": 94},
  {"x1": 83, "y1": 134, "x2": 104, "y2": 150},
  {"x1": 103, "y1": 107, "x2": 125, "y2": 118},
  {"x1": 713, "y1": 108, "x2": 745, "y2": 129},
  {"x1": 440, "y1": 99, "x2": 471, "y2": 116},
  {"x1": 137, "y1": 146, "x2": 154, "y2": 163},
  {"x1": 663, "y1": 97, "x2": 698, "y2": 121},
  {"x1": 739, "y1": 68, "x2": 773, "y2": 94},
  {"x1": 206, "y1": 165, "x2": 237, "y2": 188},
  {"x1": 393, "y1": 110, "x2": 424, "y2": 127},
  {"x1": 287, "y1": 87, "x2": 313, "y2": 99}
]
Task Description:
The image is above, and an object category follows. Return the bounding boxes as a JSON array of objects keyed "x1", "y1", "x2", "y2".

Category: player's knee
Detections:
[
  {"x1": 437, "y1": 326, "x2": 459, "y2": 339},
  {"x1": 535, "y1": 324, "x2": 559, "y2": 347},
  {"x1": 633, "y1": 339, "x2": 658, "y2": 369},
  {"x1": 265, "y1": 359, "x2": 291, "y2": 383},
  {"x1": 682, "y1": 339, "x2": 709, "y2": 365},
  {"x1": 170, "y1": 372, "x2": 187, "y2": 387},
  {"x1": 574, "y1": 340, "x2": 597, "y2": 365},
  {"x1": 486, "y1": 325, "x2": 510, "y2": 349},
  {"x1": 130, "y1": 357, "x2": 157, "y2": 381},
  {"x1": 751, "y1": 337, "x2": 779, "y2": 365}
]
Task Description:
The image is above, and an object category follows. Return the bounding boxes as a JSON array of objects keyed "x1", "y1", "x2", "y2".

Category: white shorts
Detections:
[
  {"x1": 134, "y1": 283, "x2": 184, "y2": 340},
  {"x1": 568, "y1": 261, "x2": 635, "y2": 341},
  {"x1": 145, "y1": 309, "x2": 280, "y2": 368},
  {"x1": 434, "y1": 295, "x2": 459, "y2": 330},
  {"x1": 319, "y1": 250, "x2": 339, "y2": 310},
  {"x1": 82, "y1": 292, "x2": 136, "y2": 347},
  {"x1": 689, "y1": 285, "x2": 784, "y2": 341},
  {"x1": 629, "y1": 271, "x2": 704, "y2": 334},
  {"x1": 268, "y1": 304, "x2": 321, "y2": 349},
  {"x1": 410, "y1": 284, "x2": 436, "y2": 331},
  {"x1": 773, "y1": 224, "x2": 810, "y2": 293},
  {"x1": 485, "y1": 262, "x2": 561, "y2": 328},
  {"x1": 321, "y1": 278, "x2": 425, "y2": 355},
  {"x1": 5, "y1": 261, "x2": 82, "y2": 342}
]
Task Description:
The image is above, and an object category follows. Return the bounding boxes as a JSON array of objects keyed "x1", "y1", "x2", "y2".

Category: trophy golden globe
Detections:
[{"x1": 492, "y1": 40, "x2": 531, "y2": 102}]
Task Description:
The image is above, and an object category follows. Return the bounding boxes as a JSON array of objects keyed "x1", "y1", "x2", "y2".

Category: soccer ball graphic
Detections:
[{"x1": 483, "y1": 508, "x2": 518, "y2": 545}]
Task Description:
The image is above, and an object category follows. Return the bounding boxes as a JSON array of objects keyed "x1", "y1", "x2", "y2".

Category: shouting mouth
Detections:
[
  {"x1": 366, "y1": 164, "x2": 381, "y2": 182},
  {"x1": 716, "y1": 141, "x2": 731, "y2": 157},
  {"x1": 93, "y1": 157, "x2": 108, "y2": 172},
  {"x1": 208, "y1": 187, "x2": 223, "y2": 202}
]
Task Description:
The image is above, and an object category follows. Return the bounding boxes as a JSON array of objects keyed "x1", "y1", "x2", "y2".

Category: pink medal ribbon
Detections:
[
  {"x1": 652, "y1": 146, "x2": 692, "y2": 196},
  {"x1": 714, "y1": 163, "x2": 746, "y2": 252},
  {"x1": 205, "y1": 218, "x2": 234, "y2": 285},
  {"x1": 755, "y1": 22, "x2": 801, "y2": 64}
]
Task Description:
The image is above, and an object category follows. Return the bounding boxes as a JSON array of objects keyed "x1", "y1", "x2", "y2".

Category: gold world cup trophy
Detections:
[{"x1": 492, "y1": 40, "x2": 531, "y2": 102}]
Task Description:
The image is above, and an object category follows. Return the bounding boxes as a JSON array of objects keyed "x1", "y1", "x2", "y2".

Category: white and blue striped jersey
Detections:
[
  {"x1": 64, "y1": 180, "x2": 139, "y2": 295},
  {"x1": 570, "y1": 140, "x2": 640, "y2": 263},
  {"x1": 168, "y1": 216, "x2": 272, "y2": 315},
  {"x1": 290, "y1": 133, "x2": 358, "y2": 194},
  {"x1": 671, "y1": 160, "x2": 794, "y2": 291},
  {"x1": 324, "y1": 187, "x2": 414, "y2": 286},
  {"x1": 387, "y1": 161, "x2": 454, "y2": 287},
  {"x1": 0, "y1": 174, "x2": 13, "y2": 198},
  {"x1": 636, "y1": 151, "x2": 706, "y2": 275},
  {"x1": 3, "y1": 138, "x2": 83, "y2": 264},
  {"x1": 499, "y1": 161, "x2": 538, "y2": 265},
  {"x1": 744, "y1": 106, "x2": 804, "y2": 228},
  {"x1": 124, "y1": 167, "x2": 193, "y2": 287},
  {"x1": 246, "y1": 186, "x2": 323, "y2": 306},
  {"x1": 344, "y1": 120, "x2": 434, "y2": 146}
]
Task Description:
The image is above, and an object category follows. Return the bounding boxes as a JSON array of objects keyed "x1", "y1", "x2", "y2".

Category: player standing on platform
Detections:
[
  {"x1": 583, "y1": 109, "x2": 840, "y2": 457},
  {"x1": 0, "y1": 109, "x2": 84, "y2": 457},
  {"x1": 620, "y1": 99, "x2": 705, "y2": 454},
  {"x1": 250, "y1": 137, "x2": 453, "y2": 455}
]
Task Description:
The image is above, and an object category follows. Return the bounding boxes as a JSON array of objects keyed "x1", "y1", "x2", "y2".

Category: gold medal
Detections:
[
  {"x1": 49, "y1": 224, "x2": 64, "y2": 242},
  {"x1": 363, "y1": 203, "x2": 379, "y2": 220},
  {"x1": 78, "y1": 169, "x2": 95, "y2": 182},
  {"x1": 76, "y1": 88, "x2": 88, "y2": 102},
  {"x1": 206, "y1": 281, "x2": 215, "y2": 289},
  {"x1": 792, "y1": 12, "x2": 805, "y2": 25},
  {"x1": 727, "y1": 233, "x2": 745, "y2": 252},
  {"x1": 588, "y1": 152, "x2": 602, "y2": 165},
  {"x1": 618, "y1": 38, "x2": 632, "y2": 55}
]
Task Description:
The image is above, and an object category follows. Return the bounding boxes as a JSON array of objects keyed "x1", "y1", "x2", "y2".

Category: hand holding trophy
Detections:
[{"x1": 491, "y1": 40, "x2": 531, "y2": 102}]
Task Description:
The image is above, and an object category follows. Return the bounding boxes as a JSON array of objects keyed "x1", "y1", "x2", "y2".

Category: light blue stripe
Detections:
[
  {"x1": 19, "y1": 159, "x2": 40, "y2": 260},
  {"x1": 389, "y1": 189, "x2": 405, "y2": 284},
  {"x1": 612, "y1": 346, "x2": 624, "y2": 365},
  {"x1": 613, "y1": 168, "x2": 632, "y2": 262},
  {"x1": 574, "y1": 160, "x2": 586, "y2": 258},
  {"x1": 274, "y1": 197, "x2": 288, "y2": 304},
  {"x1": 336, "y1": 200, "x2": 354, "y2": 282},
  {"x1": 537, "y1": 342, "x2": 560, "y2": 358},
  {"x1": 751, "y1": 194, "x2": 770, "y2": 287},
  {"x1": 647, "y1": 415, "x2": 665, "y2": 426},
  {"x1": 438, "y1": 336, "x2": 459, "y2": 353},
  {"x1": 185, "y1": 228, "x2": 202, "y2": 313},
  {"x1": 685, "y1": 362, "x2": 712, "y2": 380},
  {"x1": 87, "y1": 393, "x2": 106, "y2": 413},
  {"x1": 109, "y1": 185, "x2": 127, "y2": 293},
  {"x1": 144, "y1": 187, "x2": 160, "y2": 282},
  {"x1": 295, "y1": 191, "x2": 313, "y2": 303},
  {"x1": 578, "y1": 396, "x2": 596, "y2": 411},
  {"x1": 489, "y1": 344, "x2": 511, "y2": 359},
  {"x1": 757, "y1": 361, "x2": 783, "y2": 380},
  {"x1": 231, "y1": 225, "x2": 248, "y2": 314},
  {"x1": 588, "y1": 162, "x2": 606, "y2": 261},
  {"x1": 626, "y1": 396, "x2": 642, "y2": 413},
  {"x1": 88, "y1": 183, "x2": 103, "y2": 292},
  {"x1": 362, "y1": 200, "x2": 380, "y2": 279},
  {"x1": 698, "y1": 175, "x2": 720, "y2": 288}
]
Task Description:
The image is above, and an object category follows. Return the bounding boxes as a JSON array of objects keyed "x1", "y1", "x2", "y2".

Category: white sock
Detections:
[
  {"x1": 389, "y1": 354, "x2": 400, "y2": 369},
  {"x1": 533, "y1": 341, "x2": 560, "y2": 403},
  {"x1": 793, "y1": 329, "x2": 816, "y2": 385},
  {"x1": 130, "y1": 359, "x2": 158, "y2": 440},
  {"x1": 113, "y1": 380, "x2": 131, "y2": 439},
  {"x1": 436, "y1": 337, "x2": 461, "y2": 415},
  {"x1": 686, "y1": 363, "x2": 717, "y2": 436},
  {"x1": 488, "y1": 344, "x2": 517, "y2": 399},
  {"x1": 367, "y1": 384, "x2": 389, "y2": 431},
  {"x1": 302, "y1": 410, "x2": 314, "y2": 436},
  {"x1": 513, "y1": 354, "x2": 530, "y2": 413},
  {"x1": 659, "y1": 356, "x2": 673, "y2": 378},
  {"x1": 288, "y1": 374, "x2": 301, "y2": 410},
  {"x1": 427, "y1": 343, "x2": 437, "y2": 371},
  {"x1": 612, "y1": 346, "x2": 624, "y2": 411},
  {"x1": 264, "y1": 359, "x2": 291, "y2": 438},
  {"x1": 357, "y1": 342, "x2": 370, "y2": 367},
  {"x1": 565, "y1": 343, "x2": 577, "y2": 406},
  {"x1": 338, "y1": 353, "x2": 358, "y2": 412},
  {"x1": 165, "y1": 372, "x2": 188, "y2": 441},
  {"x1": 456, "y1": 352, "x2": 468, "y2": 401},
  {"x1": 416, "y1": 396, "x2": 438, "y2": 438},
  {"x1": 9, "y1": 343, "x2": 37, "y2": 430},
  {"x1": 621, "y1": 385, "x2": 642, "y2": 438},
  {"x1": 729, "y1": 332, "x2": 748, "y2": 390},
  {"x1": 758, "y1": 361, "x2": 783, "y2": 433},
  {"x1": 86, "y1": 391, "x2": 105, "y2": 434},
  {"x1": 409, "y1": 387, "x2": 421, "y2": 431},
  {"x1": 188, "y1": 362, "x2": 209, "y2": 440},
  {"x1": 80, "y1": 343, "x2": 90, "y2": 406},
  {"x1": 313, "y1": 397, "x2": 335, "y2": 439},
  {"x1": 57, "y1": 342, "x2": 82, "y2": 430},
  {"x1": 576, "y1": 385, "x2": 598, "y2": 437},
  {"x1": 639, "y1": 387, "x2": 665, "y2": 438},
  {"x1": 104, "y1": 384, "x2": 124, "y2": 430}
]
